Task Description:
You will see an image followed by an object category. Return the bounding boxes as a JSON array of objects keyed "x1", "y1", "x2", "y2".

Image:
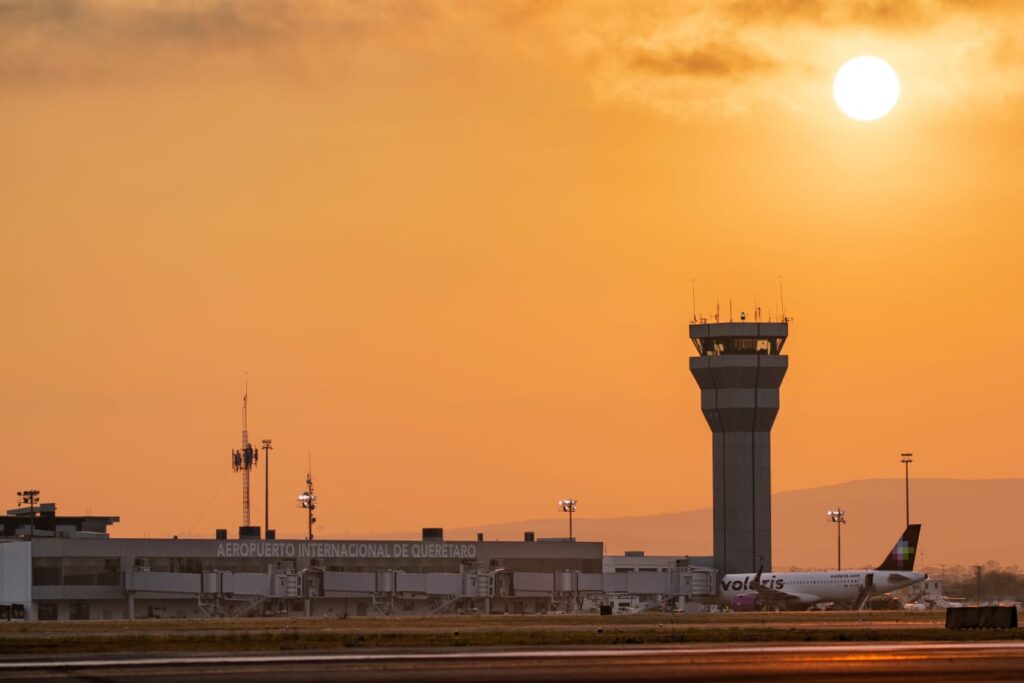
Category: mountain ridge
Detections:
[{"x1": 385, "y1": 478, "x2": 1024, "y2": 569}]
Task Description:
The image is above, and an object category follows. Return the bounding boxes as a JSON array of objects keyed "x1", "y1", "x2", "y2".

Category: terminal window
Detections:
[{"x1": 32, "y1": 558, "x2": 120, "y2": 586}]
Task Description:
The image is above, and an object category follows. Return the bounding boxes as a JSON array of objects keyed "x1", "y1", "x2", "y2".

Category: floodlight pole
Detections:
[
  {"x1": 262, "y1": 439, "x2": 273, "y2": 535},
  {"x1": 828, "y1": 509, "x2": 846, "y2": 571},
  {"x1": 901, "y1": 453, "x2": 913, "y2": 528},
  {"x1": 837, "y1": 517, "x2": 841, "y2": 571},
  {"x1": 559, "y1": 499, "x2": 577, "y2": 541},
  {"x1": 17, "y1": 490, "x2": 40, "y2": 539}
]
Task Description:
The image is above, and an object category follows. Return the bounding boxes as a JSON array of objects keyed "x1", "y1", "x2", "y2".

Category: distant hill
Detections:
[{"x1": 413, "y1": 479, "x2": 1024, "y2": 570}]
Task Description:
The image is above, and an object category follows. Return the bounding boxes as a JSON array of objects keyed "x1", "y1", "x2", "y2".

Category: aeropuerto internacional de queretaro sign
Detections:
[{"x1": 216, "y1": 541, "x2": 478, "y2": 559}]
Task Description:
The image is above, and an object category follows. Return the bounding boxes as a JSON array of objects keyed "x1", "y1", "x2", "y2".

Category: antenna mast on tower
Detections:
[
  {"x1": 298, "y1": 457, "x2": 317, "y2": 542},
  {"x1": 231, "y1": 377, "x2": 259, "y2": 528}
]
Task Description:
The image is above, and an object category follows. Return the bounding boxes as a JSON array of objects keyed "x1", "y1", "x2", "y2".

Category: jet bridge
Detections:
[{"x1": 120, "y1": 562, "x2": 720, "y2": 617}]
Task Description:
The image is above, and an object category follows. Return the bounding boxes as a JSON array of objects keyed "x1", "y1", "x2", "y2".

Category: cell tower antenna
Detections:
[
  {"x1": 231, "y1": 376, "x2": 259, "y2": 528},
  {"x1": 242, "y1": 373, "x2": 248, "y2": 449}
]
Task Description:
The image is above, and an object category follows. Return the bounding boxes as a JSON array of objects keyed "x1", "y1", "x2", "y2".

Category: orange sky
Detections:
[{"x1": 2, "y1": 1, "x2": 1023, "y2": 540}]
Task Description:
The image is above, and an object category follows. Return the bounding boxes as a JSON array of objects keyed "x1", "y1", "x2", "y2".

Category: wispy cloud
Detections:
[
  {"x1": 631, "y1": 40, "x2": 779, "y2": 78},
  {"x1": 726, "y1": 0, "x2": 1018, "y2": 29},
  {"x1": 726, "y1": 0, "x2": 933, "y2": 29},
  {"x1": 0, "y1": 0, "x2": 442, "y2": 83}
]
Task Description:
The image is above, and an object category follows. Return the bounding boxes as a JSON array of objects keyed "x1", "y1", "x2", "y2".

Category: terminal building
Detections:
[
  {"x1": 0, "y1": 319, "x2": 792, "y2": 620},
  {"x1": 0, "y1": 505, "x2": 718, "y2": 621}
]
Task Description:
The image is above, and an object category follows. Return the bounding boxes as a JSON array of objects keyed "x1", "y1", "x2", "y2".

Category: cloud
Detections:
[
  {"x1": 726, "y1": 0, "x2": 1018, "y2": 30},
  {"x1": 726, "y1": 0, "x2": 932, "y2": 29},
  {"x1": 630, "y1": 40, "x2": 779, "y2": 79},
  {"x1": 0, "y1": 0, "x2": 443, "y2": 84},
  {"x1": 4, "y1": 0, "x2": 1024, "y2": 118}
]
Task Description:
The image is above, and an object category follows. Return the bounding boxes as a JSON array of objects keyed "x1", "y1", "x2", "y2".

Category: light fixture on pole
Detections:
[
  {"x1": 558, "y1": 499, "x2": 577, "y2": 541},
  {"x1": 827, "y1": 508, "x2": 846, "y2": 571},
  {"x1": 16, "y1": 490, "x2": 40, "y2": 540},
  {"x1": 262, "y1": 439, "x2": 273, "y2": 536},
  {"x1": 900, "y1": 452, "x2": 913, "y2": 528}
]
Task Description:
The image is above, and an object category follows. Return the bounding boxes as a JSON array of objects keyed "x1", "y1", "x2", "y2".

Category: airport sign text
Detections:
[{"x1": 216, "y1": 541, "x2": 478, "y2": 560}]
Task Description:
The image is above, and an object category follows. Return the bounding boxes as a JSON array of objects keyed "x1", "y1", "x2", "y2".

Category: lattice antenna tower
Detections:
[{"x1": 231, "y1": 375, "x2": 259, "y2": 527}]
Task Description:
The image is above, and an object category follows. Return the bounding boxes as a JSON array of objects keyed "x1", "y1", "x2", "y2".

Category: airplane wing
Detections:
[
  {"x1": 749, "y1": 581, "x2": 804, "y2": 606},
  {"x1": 749, "y1": 570, "x2": 807, "y2": 608}
]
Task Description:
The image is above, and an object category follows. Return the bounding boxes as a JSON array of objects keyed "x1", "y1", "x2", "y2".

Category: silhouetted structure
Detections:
[
  {"x1": 690, "y1": 321, "x2": 788, "y2": 574},
  {"x1": 1, "y1": 502, "x2": 118, "y2": 538},
  {"x1": 231, "y1": 389, "x2": 259, "y2": 533}
]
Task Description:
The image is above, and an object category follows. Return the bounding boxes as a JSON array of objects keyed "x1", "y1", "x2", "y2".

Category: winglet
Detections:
[{"x1": 876, "y1": 524, "x2": 922, "y2": 571}]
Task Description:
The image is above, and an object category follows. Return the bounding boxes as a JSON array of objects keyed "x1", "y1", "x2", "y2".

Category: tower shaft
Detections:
[{"x1": 690, "y1": 322, "x2": 788, "y2": 574}]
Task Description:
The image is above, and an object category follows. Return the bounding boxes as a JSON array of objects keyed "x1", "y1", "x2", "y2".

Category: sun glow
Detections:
[{"x1": 833, "y1": 56, "x2": 900, "y2": 121}]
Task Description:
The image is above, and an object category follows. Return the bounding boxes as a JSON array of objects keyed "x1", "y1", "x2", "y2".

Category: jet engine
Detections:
[{"x1": 731, "y1": 593, "x2": 760, "y2": 612}]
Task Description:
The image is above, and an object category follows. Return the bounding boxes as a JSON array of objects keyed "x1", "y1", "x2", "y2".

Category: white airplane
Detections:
[{"x1": 715, "y1": 524, "x2": 925, "y2": 611}]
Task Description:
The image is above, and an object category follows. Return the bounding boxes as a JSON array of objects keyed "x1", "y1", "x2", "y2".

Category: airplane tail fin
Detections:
[
  {"x1": 876, "y1": 524, "x2": 922, "y2": 571},
  {"x1": 751, "y1": 562, "x2": 764, "y2": 588}
]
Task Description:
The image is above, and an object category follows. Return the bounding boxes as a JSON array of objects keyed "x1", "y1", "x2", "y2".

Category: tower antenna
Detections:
[
  {"x1": 298, "y1": 451, "x2": 317, "y2": 541},
  {"x1": 691, "y1": 279, "x2": 697, "y2": 323},
  {"x1": 242, "y1": 373, "x2": 248, "y2": 449},
  {"x1": 231, "y1": 375, "x2": 259, "y2": 529},
  {"x1": 779, "y1": 276, "x2": 787, "y2": 321}
]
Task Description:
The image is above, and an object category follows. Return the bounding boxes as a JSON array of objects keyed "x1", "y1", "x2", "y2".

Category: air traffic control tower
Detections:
[{"x1": 690, "y1": 321, "x2": 788, "y2": 574}]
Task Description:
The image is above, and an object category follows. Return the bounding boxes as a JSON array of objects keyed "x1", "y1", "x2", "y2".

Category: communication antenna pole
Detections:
[
  {"x1": 298, "y1": 455, "x2": 317, "y2": 542},
  {"x1": 779, "y1": 276, "x2": 787, "y2": 321},
  {"x1": 242, "y1": 385, "x2": 249, "y2": 526},
  {"x1": 231, "y1": 376, "x2": 259, "y2": 529},
  {"x1": 691, "y1": 279, "x2": 697, "y2": 323}
]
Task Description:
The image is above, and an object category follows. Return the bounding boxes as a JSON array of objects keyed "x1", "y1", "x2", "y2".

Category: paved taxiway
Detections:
[{"x1": 4, "y1": 642, "x2": 1024, "y2": 682}]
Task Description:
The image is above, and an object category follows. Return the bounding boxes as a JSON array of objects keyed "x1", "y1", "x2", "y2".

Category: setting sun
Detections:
[{"x1": 833, "y1": 56, "x2": 901, "y2": 121}]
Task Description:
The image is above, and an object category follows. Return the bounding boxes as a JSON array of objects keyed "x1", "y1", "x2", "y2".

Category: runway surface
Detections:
[{"x1": 4, "y1": 641, "x2": 1024, "y2": 682}]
